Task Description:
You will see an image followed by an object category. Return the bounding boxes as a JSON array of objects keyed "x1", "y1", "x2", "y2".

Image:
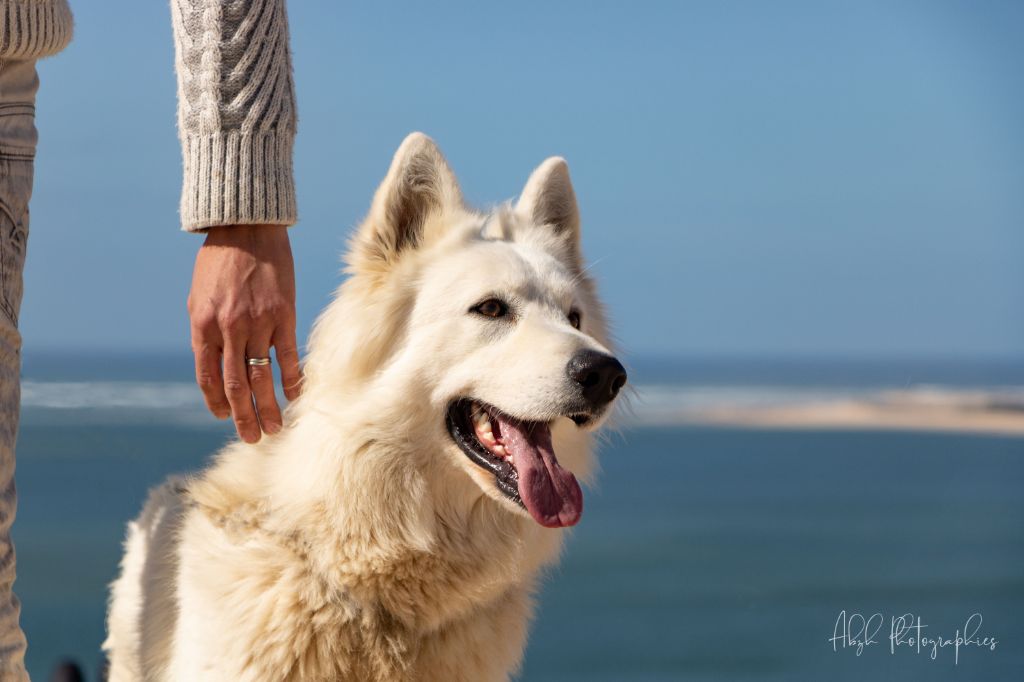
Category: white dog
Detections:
[{"x1": 104, "y1": 133, "x2": 626, "y2": 681}]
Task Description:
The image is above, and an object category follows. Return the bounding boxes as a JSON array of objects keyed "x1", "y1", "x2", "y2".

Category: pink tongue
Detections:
[{"x1": 495, "y1": 417, "x2": 583, "y2": 528}]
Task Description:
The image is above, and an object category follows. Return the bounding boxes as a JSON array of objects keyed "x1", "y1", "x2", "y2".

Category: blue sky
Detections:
[{"x1": 23, "y1": 1, "x2": 1023, "y2": 357}]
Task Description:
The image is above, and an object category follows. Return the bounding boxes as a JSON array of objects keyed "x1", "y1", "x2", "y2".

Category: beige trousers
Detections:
[{"x1": 0, "y1": 57, "x2": 37, "y2": 682}]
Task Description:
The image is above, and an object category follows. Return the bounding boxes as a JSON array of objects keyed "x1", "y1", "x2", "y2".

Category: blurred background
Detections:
[{"x1": 14, "y1": 1, "x2": 1024, "y2": 680}]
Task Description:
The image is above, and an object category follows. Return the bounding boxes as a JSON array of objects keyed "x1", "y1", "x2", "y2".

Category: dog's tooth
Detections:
[
  {"x1": 473, "y1": 409, "x2": 490, "y2": 428},
  {"x1": 481, "y1": 430, "x2": 496, "y2": 443},
  {"x1": 492, "y1": 444, "x2": 507, "y2": 457}
]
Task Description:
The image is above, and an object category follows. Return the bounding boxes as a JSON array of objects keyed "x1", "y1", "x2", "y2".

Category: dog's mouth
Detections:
[{"x1": 446, "y1": 399, "x2": 583, "y2": 528}]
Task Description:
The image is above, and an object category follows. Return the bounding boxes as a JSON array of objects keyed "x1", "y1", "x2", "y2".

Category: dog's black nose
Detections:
[{"x1": 567, "y1": 351, "x2": 627, "y2": 409}]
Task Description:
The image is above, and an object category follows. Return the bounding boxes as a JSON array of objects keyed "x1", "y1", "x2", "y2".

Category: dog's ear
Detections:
[
  {"x1": 515, "y1": 156, "x2": 581, "y2": 259},
  {"x1": 517, "y1": 157, "x2": 579, "y2": 234},
  {"x1": 354, "y1": 133, "x2": 462, "y2": 269}
]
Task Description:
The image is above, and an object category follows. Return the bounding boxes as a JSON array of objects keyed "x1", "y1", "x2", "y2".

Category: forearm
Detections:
[{"x1": 170, "y1": 0, "x2": 298, "y2": 232}]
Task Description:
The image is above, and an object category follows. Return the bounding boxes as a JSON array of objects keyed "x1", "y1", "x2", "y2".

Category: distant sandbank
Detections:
[{"x1": 629, "y1": 386, "x2": 1024, "y2": 437}]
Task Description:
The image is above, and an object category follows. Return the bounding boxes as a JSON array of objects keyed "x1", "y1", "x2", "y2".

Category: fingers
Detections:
[
  {"x1": 246, "y1": 339, "x2": 283, "y2": 436},
  {"x1": 273, "y1": 324, "x2": 303, "y2": 402},
  {"x1": 223, "y1": 341, "x2": 262, "y2": 444},
  {"x1": 193, "y1": 342, "x2": 230, "y2": 419},
  {"x1": 193, "y1": 313, "x2": 295, "y2": 443}
]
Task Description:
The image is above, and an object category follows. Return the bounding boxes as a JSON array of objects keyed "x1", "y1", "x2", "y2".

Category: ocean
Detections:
[{"x1": 12, "y1": 352, "x2": 1024, "y2": 681}]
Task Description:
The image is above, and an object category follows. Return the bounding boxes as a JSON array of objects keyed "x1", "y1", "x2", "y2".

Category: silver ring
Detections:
[{"x1": 246, "y1": 357, "x2": 272, "y2": 367}]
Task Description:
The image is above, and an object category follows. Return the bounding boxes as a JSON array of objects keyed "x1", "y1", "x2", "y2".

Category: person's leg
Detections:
[{"x1": 0, "y1": 57, "x2": 39, "y2": 682}]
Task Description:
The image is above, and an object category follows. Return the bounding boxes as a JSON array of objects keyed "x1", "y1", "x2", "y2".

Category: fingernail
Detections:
[{"x1": 265, "y1": 422, "x2": 282, "y2": 435}]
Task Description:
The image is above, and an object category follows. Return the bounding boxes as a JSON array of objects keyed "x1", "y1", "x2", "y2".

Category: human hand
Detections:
[{"x1": 187, "y1": 225, "x2": 302, "y2": 442}]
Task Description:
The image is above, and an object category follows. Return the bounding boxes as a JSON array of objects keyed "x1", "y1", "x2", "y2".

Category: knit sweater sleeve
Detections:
[
  {"x1": 0, "y1": 0, "x2": 73, "y2": 58},
  {"x1": 170, "y1": 0, "x2": 298, "y2": 232}
]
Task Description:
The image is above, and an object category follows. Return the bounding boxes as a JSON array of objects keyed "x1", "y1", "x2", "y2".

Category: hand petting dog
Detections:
[{"x1": 188, "y1": 224, "x2": 302, "y2": 443}]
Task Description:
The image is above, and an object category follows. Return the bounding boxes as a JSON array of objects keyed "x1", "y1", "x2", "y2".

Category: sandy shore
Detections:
[{"x1": 630, "y1": 386, "x2": 1024, "y2": 437}]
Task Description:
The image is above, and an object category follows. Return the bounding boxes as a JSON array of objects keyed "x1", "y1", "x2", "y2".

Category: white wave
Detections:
[{"x1": 21, "y1": 381, "x2": 203, "y2": 410}]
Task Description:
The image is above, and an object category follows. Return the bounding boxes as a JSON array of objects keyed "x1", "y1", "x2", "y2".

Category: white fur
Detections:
[{"x1": 104, "y1": 133, "x2": 620, "y2": 681}]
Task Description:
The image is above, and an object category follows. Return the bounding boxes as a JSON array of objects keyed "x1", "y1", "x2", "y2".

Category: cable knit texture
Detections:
[
  {"x1": 171, "y1": 0, "x2": 298, "y2": 232},
  {"x1": 0, "y1": 0, "x2": 72, "y2": 59}
]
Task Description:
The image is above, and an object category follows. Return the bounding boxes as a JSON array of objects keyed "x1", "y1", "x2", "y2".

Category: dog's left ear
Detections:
[
  {"x1": 353, "y1": 132, "x2": 462, "y2": 270},
  {"x1": 515, "y1": 157, "x2": 581, "y2": 263}
]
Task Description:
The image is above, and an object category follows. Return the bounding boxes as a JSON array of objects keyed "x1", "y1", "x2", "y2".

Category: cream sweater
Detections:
[
  {"x1": 170, "y1": 0, "x2": 298, "y2": 231},
  {"x1": 0, "y1": 0, "x2": 72, "y2": 58},
  {"x1": 0, "y1": 0, "x2": 298, "y2": 232}
]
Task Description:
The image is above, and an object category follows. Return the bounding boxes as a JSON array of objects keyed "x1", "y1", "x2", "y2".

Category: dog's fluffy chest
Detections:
[{"x1": 171, "y1": 498, "x2": 545, "y2": 680}]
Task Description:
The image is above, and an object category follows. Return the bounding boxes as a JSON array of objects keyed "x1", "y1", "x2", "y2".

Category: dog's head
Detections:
[{"x1": 305, "y1": 133, "x2": 625, "y2": 529}]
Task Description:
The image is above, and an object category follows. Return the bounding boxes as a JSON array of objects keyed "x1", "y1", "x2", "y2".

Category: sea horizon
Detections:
[{"x1": 22, "y1": 348, "x2": 1024, "y2": 383}]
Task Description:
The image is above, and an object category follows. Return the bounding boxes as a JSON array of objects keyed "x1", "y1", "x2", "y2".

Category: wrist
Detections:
[{"x1": 203, "y1": 224, "x2": 289, "y2": 248}]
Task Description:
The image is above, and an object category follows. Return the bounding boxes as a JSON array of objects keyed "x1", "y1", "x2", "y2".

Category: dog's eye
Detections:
[
  {"x1": 472, "y1": 298, "x2": 508, "y2": 319},
  {"x1": 568, "y1": 310, "x2": 581, "y2": 330}
]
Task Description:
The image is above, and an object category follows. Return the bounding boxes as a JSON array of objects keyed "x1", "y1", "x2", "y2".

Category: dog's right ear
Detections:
[
  {"x1": 352, "y1": 132, "x2": 462, "y2": 270},
  {"x1": 515, "y1": 156, "x2": 582, "y2": 268}
]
